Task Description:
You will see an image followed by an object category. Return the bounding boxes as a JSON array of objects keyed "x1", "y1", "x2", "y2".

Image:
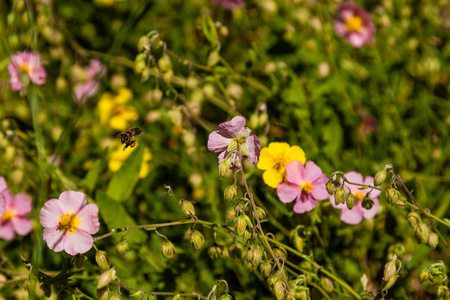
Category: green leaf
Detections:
[
  {"x1": 95, "y1": 191, "x2": 146, "y2": 244},
  {"x1": 79, "y1": 159, "x2": 103, "y2": 192},
  {"x1": 202, "y1": 15, "x2": 218, "y2": 46},
  {"x1": 106, "y1": 145, "x2": 144, "y2": 202}
]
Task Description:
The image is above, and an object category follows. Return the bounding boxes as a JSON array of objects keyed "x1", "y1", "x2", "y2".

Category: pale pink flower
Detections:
[
  {"x1": 74, "y1": 59, "x2": 106, "y2": 103},
  {"x1": 207, "y1": 116, "x2": 261, "y2": 168},
  {"x1": 7, "y1": 51, "x2": 47, "y2": 92},
  {"x1": 0, "y1": 189, "x2": 33, "y2": 241},
  {"x1": 277, "y1": 161, "x2": 329, "y2": 214},
  {"x1": 211, "y1": 0, "x2": 244, "y2": 10},
  {"x1": 39, "y1": 191, "x2": 100, "y2": 255},
  {"x1": 0, "y1": 177, "x2": 6, "y2": 221},
  {"x1": 330, "y1": 171, "x2": 380, "y2": 225},
  {"x1": 334, "y1": 1, "x2": 375, "y2": 48}
]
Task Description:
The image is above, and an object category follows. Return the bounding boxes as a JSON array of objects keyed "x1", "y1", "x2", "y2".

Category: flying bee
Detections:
[{"x1": 116, "y1": 127, "x2": 143, "y2": 151}]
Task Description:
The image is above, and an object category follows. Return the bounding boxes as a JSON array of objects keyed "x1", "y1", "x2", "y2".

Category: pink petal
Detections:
[
  {"x1": 364, "y1": 176, "x2": 381, "y2": 198},
  {"x1": 347, "y1": 33, "x2": 365, "y2": 48},
  {"x1": 304, "y1": 161, "x2": 324, "y2": 182},
  {"x1": 43, "y1": 227, "x2": 65, "y2": 252},
  {"x1": 345, "y1": 171, "x2": 364, "y2": 184},
  {"x1": 217, "y1": 116, "x2": 246, "y2": 138},
  {"x1": 334, "y1": 21, "x2": 348, "y2": 36},
  {"x1": 311, "y1": 174, "x2": 330, "y2": 200},
  {"x1": 76, "y1": 204, "x2": 100, "y2": 234},
  {"x1": 246, "y1": 135, "x2": 261, "y2": 165},
  {"x1": 2, "y1": 190, "x2": 13, "y2": 207},
  {"x1": 63, "y1": 230, "x2": 94, "y2": 255},
  {"x1": 340, "y1": 206, "x2": 364, "y2": 225},
  {"x1": 277, "y1": 182, "x2": 300, "y2": 204},
  {"x1": 362, "y1": 197, "x2": 380, "y2": 220},
  {"x1": 40, "y1": 198, "x2": 64, "y2": 228},
  {"x1": 11, "y1": 193, "x2": 32, "y2": 215},
  {"x1": 0, "y1": 177, "x2": 7, "y2": 192},
  {"x1": 29, "y1": 66, "x2": 46, "y2": 85},
  {"x1": 58, "y1": 191, "x2": 87, "y2": 215},
  {"x1": 285, "y1": 160, "x2": 304, "y2": 184},
  {"x1": 207, "y1": 131, "x2": 232, "y2": 153},
  {"x1": 293, "y1": 197, "x2": 317, "y2": 214},
  {"x1": 11, "y1": 217, "x2": 33, "y2": 236},
  {"x1": 0, "y1": 197, "x2": 5, "y2": 217},
  {"x1": 0, "y1": 222, "x2": 15, "y2": 240},
  {"x1": 339, "y1": 9, "x2": 354, "y2": 21}
]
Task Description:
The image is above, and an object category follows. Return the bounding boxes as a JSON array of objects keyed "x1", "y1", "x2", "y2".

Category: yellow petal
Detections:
[
  {"x1": 257, "y1": 147, "x2": 275, "y2": 170},
  {"x1": 262, "y1": 169, "x2": 284, "y2": 188},
  {"x1": 268, "y1": 142, "x2": 290, "y2": 157},
  {"x1": 286, "y1": 145, "x2": 306, "y2": 164},
  {"x1": 116, "y1": 88, "x2": 133, "y2": 103},
  {"x1": 139, "y1": 162, "x2": 150, "y2": 178}
]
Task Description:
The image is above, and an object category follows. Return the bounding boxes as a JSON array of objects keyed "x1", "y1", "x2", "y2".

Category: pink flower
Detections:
[
  {"x1": 0, "y1": 185, "x2": 33, "y2": 241},
  {"x1": 211, "y1": 0, "x2": 244, "y2": 10},
  {"x1": 334, "y1": 1, "x2": 375, "y2": 48},
  {"x1": 207, "y1": 116, "x2": 261, "y2": 168},
  {"x1": 74, "y1": 59, "x2": 106, "y2": 103},
  {"x1": 39, "y1": 191, "x2": 100, "y2": 256},
  {"x1": 8, "y1": 51, "x2": 47, "y2": 92},
  {"x1": 277, "y1": 161, "x2": 329, "y2": 214},
  {"x1": 330, "y1": 171, "x2": 381, "y2": 225}
]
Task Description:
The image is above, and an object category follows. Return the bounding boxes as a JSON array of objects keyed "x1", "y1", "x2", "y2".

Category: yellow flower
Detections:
[
  {"x1": 98, "y1": 88, "x2": 138, "y2": 131},
  {"x1": 108, "y1": 146, "x2": 152, "y2": 179},
  {"x1": 257, "y1": 142, "x2": 306, "y2": 188}
]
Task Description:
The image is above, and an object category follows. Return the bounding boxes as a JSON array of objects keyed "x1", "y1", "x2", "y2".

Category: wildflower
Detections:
[
  {"x1": 39, "y1": 191, "x2": 100, "y2": 255},
  {"x1": 207, "y1": 116, "x2": 261, "y2": 168},
  {"x1": 211, "y1": 0, "x2": 244, "y2": 10},
  {"x1": 0, "y1": 188, "x2": 33, "y2": 240},
  {"x1": 330, "y1": 172, "x2": 380, "y2": 225},
  {"x1": 334, "y1": 2, "x2": 375, "y2": 48},
  {"x1": 8, "y1": 51, "x2": 46, "y2": 92},
  {"x1": 74, "y1": 59, "x2": 106, "y2": 103},
  {"x1": 108, "y1": 146, "x2": 152, "y2": 178},
  {"x1": 257, "y1": 142, "x2": 306, "y2": 188},
  {"x1": 277, "y1": 161, "x2": 329, "y2": 214},
  {"x1": 98, "y1": 88, "x2": 138, "y2": 130}
]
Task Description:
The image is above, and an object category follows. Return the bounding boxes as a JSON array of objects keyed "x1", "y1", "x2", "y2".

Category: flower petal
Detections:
[
  {"x1": 63, "y1": 230, "x2": 95, "y2": 255},
  {"x1": 257, "y1": 147, "x2": 275, "y2": 170},
  {"x1": 267, "y1": 142, "x2": 290, "y2": 157},
  {"x1": 11, "y1": 193, "x2": 32, "y2": 215},
  {"x1": 217, "y1": 116, "x2": 246, "y2": 137},
  {"x1": 344, "y1": 171, "x2": 364, "y2": 194},
  {"x1": 0, "y1": 177, "x2": 7, "y2": 193},
  {"x1": 262, "y1": 169, "x2": 283, "y2": 189},
  {"x1": 207, "y1": 131, "x2": 232, "y2": 153},
  {"x1": 362, "y1": 197, "x2": 380, "y2": 220},
  {"x1": 347, "y1": 33, "x2": 365, "y2": 48},
  {"x1": 285, "y1": 160, "x2": 304, "y2": 184},
  {"x1": 58, "y1": 191, "x2": 87, "y2": 215},
  {"x1": 11, "y1": 217, "x2": 33, "y2": 236},
  {"x1": 0, "y1": 222, "x2": 15, "y2": 240},
  {"x1": 43, "y1": 227, "x2": 65, "y2": 253},
  {"x1": 40, "y1": 198, "x2": 64, "y2": 228},
  {"x1": 293, "y1": 197, "x2": 317, "y2": 214},
  {"x1": 340, "y1": 207, "x2": 364, "y2": 225},
  {"x1": 304, "y1": 161, "x2": 323, "y2": 182},
  {"x1": 334, "y1": 21, "x2": 348, "y2": 36},
  {"x1": 76, "y1": 204, "x2": 100, "y2": 234},
  {"x1": 311, "y1": 174, "x2": 330, "y2": 200},
  {"x1": 246, "y1": 135, "x2": 261, "y2": 165},
  {"x1": 277, "y1": 182, "x2": 300, "y2": 203},
  {"x1": 364, "y1": 176, "x2": 381, "y2": 198},
  {"x1": 286, "y1": 145, "x2": 306, "y2": 164}
]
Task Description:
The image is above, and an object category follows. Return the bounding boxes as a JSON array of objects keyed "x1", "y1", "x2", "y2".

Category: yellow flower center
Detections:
[
  {"x1": 301, "y1": 182, "x2": 314, "y2": 194},
  {"x1": 57, "y1": 213, "x2": 81, "y2": 233},
  {"x1": 355, "y1": 191, "x2": 365, "y2": 202},
  {"x1": 345, "y1": 15, "x2": 363, "y2": 32},
  {"x1": 1, "y1": 210, "x2": 15, "y2": 222},
  {"x1": 273, "y1": 156, "x2": 287, "y2": 173},
  {"x1": 19, "y1": 63, "x2": 30, "y2": 73}
]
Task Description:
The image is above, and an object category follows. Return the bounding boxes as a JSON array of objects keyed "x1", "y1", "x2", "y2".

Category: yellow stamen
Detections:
[
  {"x1": 345, "y1": 15, "x2": 363, "y2": 32},
  {"x1": 19, "y1": 64, "x2": 30, "y2": 74},
  {"x1": 301, "y1": 182, "x2": 314, "y2": 194},
  {"x1": 1, "y1": 210, "x2": 15, "y2": 222},
  {"x1": 355, "y1": 191, "x2": 365, "y2": 202},
  {"x1": 57, "y1": 213, "x2": 81, "y2": 233},
  {"x1": 272, "y1": 156, "x2": 287, "y2": 173}
]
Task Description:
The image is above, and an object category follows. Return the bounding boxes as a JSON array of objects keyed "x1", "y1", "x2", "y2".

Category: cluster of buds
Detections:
[
  {"x1": 267, "y1": 270, "x2": 288, "y2": 300},
  {"x1": 289, "y1": 225, "x2": 313, "y2": 253},
  {"x1": 208, "y1": 245, "x2": 223, "y2": 260},
  {"x1": 420, "y1": 261, "x2": 448, "y2": 286},
  {"x1": 207, "y1": 280, "x2": 232, "y2": 300},
  {"x1": 406, "y1": 211, "x2": 439, "y2": 248},
  {"x1": 382, "y1": 254, "x2": 402, "y2": 291},
  {"x1": 135, "y1": 32, "x2": 167, "y2": 83},
  {"x1": 327, "y1": 180, "x2": 374, "y2": 210},
  {"x1": 245, "y1": 245, "x2": 263, "y2": 271},
  {"x1": 97, "y1": 268, "x2": 116, "y2": 300}
]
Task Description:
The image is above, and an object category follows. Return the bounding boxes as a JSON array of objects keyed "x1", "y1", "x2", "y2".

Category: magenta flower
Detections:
[
  {"x1": 211, "y1": 0, "x2": 244, "y2": 10},
  {"x1": 207, "y1": 116, "x2": 261, "y2": 168},
  {"x1": 8, "y1": 51, "x2": 47, "y2": 92},
  {"x1": 0, "y1": 187, "x2": 33, "y2": 241},
  {"x1": 74, "y1": 59, "x2": 106, "y2": 103},
  {"x1": 334, "y1": 1, "x2": 375, "y2": 48},
  {"x1": 39, "y1": 191, "x2": 100, "y2": 256},
  {"x1": 277, "y1": 161, "x2": 329, "y2": 214},
  {"x1": 330, "y1": 171, "x2": 381, "y2": 225}
]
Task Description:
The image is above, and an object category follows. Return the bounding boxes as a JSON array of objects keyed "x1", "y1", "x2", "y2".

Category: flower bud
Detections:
[
  {"x1": 208, "y1": 245, "x2": 223, "y2": 260},
  {"x1": 415, "y1": 223, "x2": 429, "y2": 244},
  {"x1": 293, "y1": 235, "x2": 304, "y2": 253},
  {"x1": 406, "y1": 211, "x2": 421, "y2": 228},
  {"x1": 243, "y1": 229, "x2": 252, "y2": 242},
  {"x1": 110, "y1": 294, "x2": 121, "y2": 300},
  {"x1": 274, "y1": 280, "x2": 285, "y2": 300},
  {"x1": 254, "y1": 207, "x2": 266, "y2": 221},
  {"x1": 219, "y1": 294, "x2": 232, "y2": 300},
  {"x1": 272, "y1": 248, "x2": 287, "y2": 260},
  {"x1": 224, "y1": 185, "x2": 237, "y2": 202},
  {"x1": 320, "y1": 277, "x2": 334, "y2": 293},
  {"x1": 161, "y1": 241, "x2": 176, "y2": 259},
  {"x1": 427, "y1": 232, "x2": 439, "y2": 249},
  {"x1": 97, "y1": 287, "x2": 110, "y2": 300},
  {"x1": 23, "y1": 277, "x2": 36, "y2": 293},
  {"x1": 246, "y1": 247, "x2": 263, "y2": 270},
  {"x1": 137, "y1": 36, "x2": 149, "y2": 52},
  {"x1": 374, "y1": 170, "x2": 387, "y2": 186},
  {"x1": 346, "y1": 193, "x2": 357, "y2": 210},
  {"x1": 436, "y1": 285, "x2": 449, "y2": 298},
  {"x1": 181, "y1": 200, "x2": 195, "y2": 218},
  {"x1": 97, "y1": 268, "x2": 116, "y2": 289},
  {"x1": 190, "y1": 230, "x2": 205, "y2": 250},
  {"x1": 218, "y1": 160, "x2": 230, "y2": 178},
  {"x1": 361, "y1": 195, "x2": 374, "y2": 209},
  {"x1": 326, "y1": 182, "x2": 335, "y2": 195},
  {"x1": 74, "y1": 255, "x2": 85, "y2": 269},
  {"x1": 115, "y1": 240, "x2": 129, "y2": 256},
  {"x1": 228, "y1": 243, "x2": 245, "y2": 259},
  {"x1": 385, "y1": 188, "x2": 400, "y2": 205},
  {"x1": 235, "y1": 214, "x2": 247, "y2": 236},
  {"x1": 95, "y1": 251, "x2": 111, "y2": 270},
  {"x1": 158, "y1": 56, "x2": 172, "y2": 73},
  {"x1": 240, "y1": 143, "x2": 248, "y2": 156},
  {"x1": 383, "y1": 261, "x2": 397, "y2": 282},
  {"x1": 382, "y1": 275, "x2": 398, "y2": 291},
  {"x1": 207, "y1": 51, "x2": 220, "y2": 67},
  {"x1": 420, "y1": 270, "x2": 429, "y2": 283},
  {"x1": 129, "y1": 290, "x2": 144, "y2": 298},
  {"x1": 226, "y1": 207, "x2": 237, "y2": 224},
  {"x1": 260, "y1": 261, "x2": 273, "y2": 277},
  {"x1": 334, "y1": 188, "x2": 346, "y2": 205}
]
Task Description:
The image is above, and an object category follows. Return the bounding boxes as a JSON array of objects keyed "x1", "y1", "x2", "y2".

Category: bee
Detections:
[{"x1": 116, "y1": 127, "x2": 143, "y2": 151}]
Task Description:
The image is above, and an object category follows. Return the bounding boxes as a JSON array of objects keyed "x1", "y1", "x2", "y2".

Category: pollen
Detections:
[
  {"x1": 355, "y1": 191, "x2": 365, "y2": 201},
  {"x1": 345, "y1": 15, "x2": 363, "y2": 32},
  {"x1": 1, "y1": 210, "x2": 15, "y2": 222},
  {"x1": 19, "y1": 63, "x2": 30, "y2": 74},
  {"x1": 272, "y1": 156, "x2": 287, "y2": 173},
  {"x1": 57, "y1": 213, "x2": 81, "y2": 233},
  {"x1": 301, "y1": 182, "x2": 314, "y2": 194}
]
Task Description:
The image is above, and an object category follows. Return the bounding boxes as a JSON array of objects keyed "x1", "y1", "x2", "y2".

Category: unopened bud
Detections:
[
  {"x1": 95, "y1": 251, "x2": 111, "y2": 270},
  {"x1": 74, "y1": 255, "x2": 85, "y2": 269},
  {"x1": 207, "y1": 51, "x2": 220, "y2": 67},
  {"x1": 224, "y1": 185, "x2": 237, "y2": 201},
  {"x1": 254, "y1": 207, "x2": 266, "y2": 221},
  {"x1": 374, "y1": 170, "x2": 387, "y2": 186},
  {"x1": 406, "y1": 211, "x2": 421, "y2": 228},
  {"x1": 137, "y1": 36, "x2": 149, "y2": 52},
  {"x1": 361, "y1": 195, "x2": 374, "y2": 209},
  {"x1": 385, "y1": 188, "x2": 400, "y2": 205},
  {"x1": 326, "y1": 182, "x2": 335, "y2": 195},
  {"x1": 274, "y1": 280, "x2": 285, "y2": 300},
  {"x1": 346, "y1": 193, "x2": 357, "y2": 209},
  {"x1": 115, "y1": 240, "x2": 129, "y2": 256},
  {"x1": 246, "y1": 247, "x2": 263, "y2": 270},
  {"x1": 96, "y1": 287, "x2": 110, "y2": 300},
  {"x1": 227, "y1": 139, "x2": 238, "y2": 152},
  {"x1": 24, "y1": 278, "x2": 36, "y2": 293},
  {"x1": 382, "y1": 275, "x2": 398, "y2": 291},
  {"x1": 162, "y1": 70, "x2": 174, "y2": 84},
  {"x1": 181, "y1": 200, "x2": 196, "y2": 218},
  {"x1": 228, "y1": 243, "x2": 245, "y2": 259},
  {"x1": 97, "y1": 268, "x2": 116, "y2": 289},
  {"x1": 110, "y1": 294, "x2": 121, "y2": 300},
  {"x1": 219, "y1": 295, "x2": 232, "y2": 300},
  {"x1": 218, "y1": 161, "x2": 229, "y2": 178},
  {"x1": 129, "y1": 290, "x2": 144, "y2": 298},
  {"x1": 293, "y1": 235, "x2": 304, "y2": 253},
  {"x1": 190, "y1": 230, "x2": 205, "y2": 250},
  {"x1": 320, "y1": 277, "x2": 334, "y2": 293},
  {"x1": 427, "y1": 232, "x2": 439, "y2": 249},
  {"x1": 161, "y1": 241, "x2": 176, "y2": 259},
  {"x1": 158, "y1": 56, "x2": 172, "y2": 73},
  {"x1": 420, "y1": 270, "x2": 429, "y2": 283},
  {"x1": 208, "y1": 245, "x2": 223, "y2": 259},
  {"x1": 436, "y1": 285, "x2": 449, "y2": 298},
  {"x1": 272, "y1": 248, "x2": 287, "y2": 260},
  {"x1": 134, "y1": 61, "x2": 146, "y2": 74},
  {"x1": 235, "y1": 214, "x2": 247, "y2": 236},
  {"x1": 383, "y1": 261, "x2": 397, "y2": 282},
  {"x1": 226, "y1": 207, "x2": 237, "y2": 223},
  {"x1": 227, "y1": 83, "x2": 243, "y2": 100},
  {"x1": 415, "y1": 223, "x2": 429, "y2": 244},
  {"x1": 243, "y1": 229, "x2": 252, "y2": 242},
  {"x1": 260, "y1": 261, "x2": 273, "y2": 277},
  {"x1": 334, "y1": 188, "x2": 346, "y2": 205}
]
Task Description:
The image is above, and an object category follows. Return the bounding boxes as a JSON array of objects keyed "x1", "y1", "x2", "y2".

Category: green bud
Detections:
[
  {"x1": 137, "y1": 36, "x2": 149, "y2": 52},
  {"x1": 383, "y1": 261, "x2": 397, "y2": 282},
  {"x1": 243, "y1": 229, "x2": 252, "y2": 242},
  {"x1": 74, "y1": 254, "x2": 85, "y2": 269},
  {"x1": 385, "y1": 188, "x2": 401, "y2": 205},
  {"x1": 207, "y1": 51, "x2": 220, "y2": 67},
  {"x1": 134, "y1": 61, "x2": 146, "y2": 74},
  {"x1": 96, "y1": 287, "x2": 110, "y2": 300},
  {"x1": 240, "y1": 143, "x2": 248, "y2": 156},
  {"x1": 162, "y1": 70, "x2": 174, "y2": 84},
  {"x1": 208, "y1": 245, "x2": 223, "y2": 260},
  {"x1": 97, "y1": 268, "x2": 116, "y2": 289},
  {"x1": 226, "y1": 207, "x2": 237, "y2": 224},
  {"x1": 181, "y1": 200, "x2": 196, "y2": 218},
  {"x1": 218, "y1": 294, "x2": 232, "y2": 300},
  {"x1": 272, "y1": 248, "x2": 287, "y2": 260},
  {"x1": 190, "y1": 230, "x2": 205, "y2": 250},
  {"x1": 346, "y1": 193, "x2": 357, "y2": 209},
  {"x1": 374, "y1": 169, "x2": 387, "y2": 186},
  {"x1": 427, "y1": 232, "x2": 439, "y2": 249},
  {"x1": 115, "y1": 240, "x2": 129, "y2": 256},
  {"x1": 254, "y1": 207, "x2": 267, "y2": 221},
  {"x1": 293, "y1": 235, "x2": 304, "y2": 253},
  {"x1": 334, "y1": 188, "x2": 346, "y2": 205},
  {"x1": 274, "y1": 280, "x2": 285, "y2": 300},
  {"x1": 95, "y1": 251, "x2": 111, "y2": 270},
  {"x1": 420, "y1": 270, "x2": 429, "y2": 283},
  {"x1": 436, "y1": 285, "x2": 449, "y2": 298},
  {"x1": 110, "y1": 294, "x2": 121, "y2": 300},
  {"x1": 129, "y1": 290, "x2": 144, "y2": 298},
  {"x1": 320, "y1": 277, "x2": 334, "y2": 293},
  {"x1": 23, "y1": 278, "x2": 36, "y2": 293},
  {"x1": 260, "y1": 261, "x2": 273, "y2": 277},
  {"x1": 227, "y1": 139, "x2": 238, "y2": 152},
  {"x1": 218, "y1": 160, "x2": 229, "y2": 178},
  {"x1": 382, "y1": 275, "x2": 398, "y2": 291},
  {"x1": 361, "y1": 195, "x2": 374, "y2": 209},
  {"x1": 158, "y1": 56, "x2": 172, "y2": 73},
  {"x1": 228, "y1": 243, "x2": 245, "y2": 259},
  {"x1": 235, "y1": 214, "x2": 247, "y2": 236},
  {"x1": 224, "y1": 185, "x2": 237, "y2": 201},
  {"x1": 246, "y1": 247, "x2": 263, "y2": 270},
  {"x1": 326, "y1": 182, "x2": 335, "y2": 195},
  {"x1": 406, "y1": 211, "x2": 421, "y2": 228},
  {"x1": 161, "y1": 241, "x2": 176, "y2": 259},
  {"x1": 415, "y1": 223, "x2": 429, "y2": 244}
]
